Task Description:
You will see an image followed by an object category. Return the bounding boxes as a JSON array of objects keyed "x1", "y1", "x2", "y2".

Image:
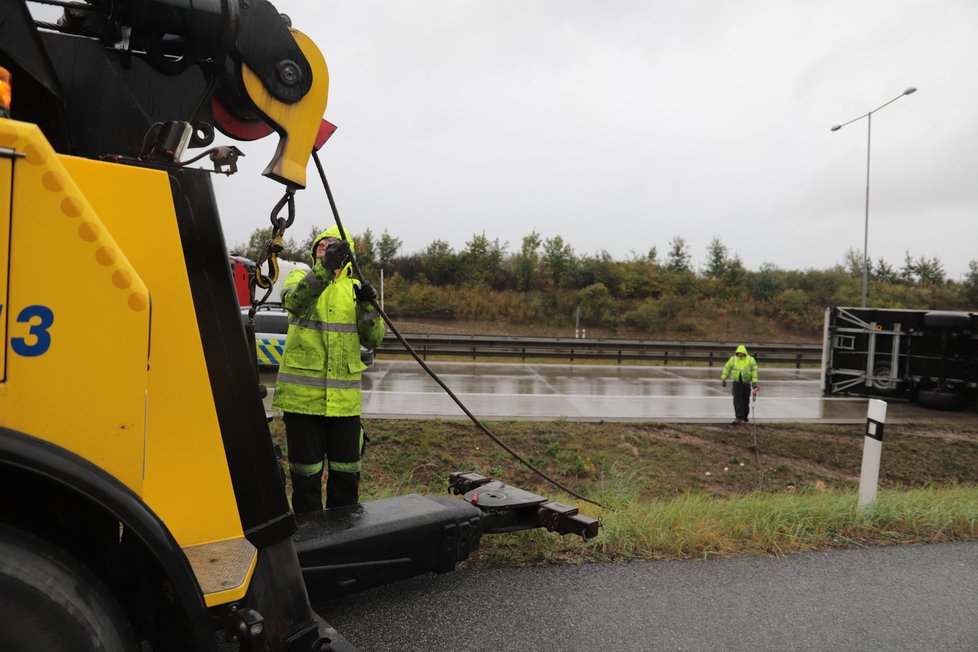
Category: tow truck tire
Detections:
[
  {"x1": 917, "y1": 388, "x2": 965, "y2": 411},
  {"x1": 0, "y1": 525, "x2": 135, "y2": 652}
]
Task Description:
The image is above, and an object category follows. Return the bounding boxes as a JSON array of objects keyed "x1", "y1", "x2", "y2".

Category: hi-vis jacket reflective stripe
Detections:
[
  {"x1": 720, "y1": 345, "x2": 759, "y2": 384},
  {"x1": 271, "y1": 227, "x2": 385, "y2": 417}
]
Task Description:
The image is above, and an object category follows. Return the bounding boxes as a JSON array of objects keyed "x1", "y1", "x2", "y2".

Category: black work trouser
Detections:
[
  {"x1": 283, "y1": 413, "x2": 362, "y2": 513},
  {"x1": 732, "y1": 381, "x2": 751, "y2": 421}
]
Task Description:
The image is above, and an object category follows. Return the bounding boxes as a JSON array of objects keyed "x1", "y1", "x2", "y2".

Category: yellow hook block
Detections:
[{"x1": 240, "y1": 29, "x2": 329, "y2": 189}]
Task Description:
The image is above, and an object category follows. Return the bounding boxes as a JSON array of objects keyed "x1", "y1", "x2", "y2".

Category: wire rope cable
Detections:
[
  {"x1": 750, "y1": 393, "x2": 763, "y2": 490},
  {"x1": 311, "y1": 150, "x2": 606, "y2": 510}
]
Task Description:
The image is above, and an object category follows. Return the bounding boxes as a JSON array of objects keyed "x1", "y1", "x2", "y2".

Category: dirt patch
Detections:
[{"x1": 350, "y1": 419, "x2": 978, "y2": 501}]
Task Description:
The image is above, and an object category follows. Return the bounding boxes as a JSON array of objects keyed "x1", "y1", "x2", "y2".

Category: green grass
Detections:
[
  {"x1": 478, "y1": 486, "x2": 978, "y2": 566},
  {"x1": 269, "y1": 418, "x2": 978, "y2": 566}
]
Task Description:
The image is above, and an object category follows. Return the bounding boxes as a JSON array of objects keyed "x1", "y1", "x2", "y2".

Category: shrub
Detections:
[{"x1": 577, "y1": 283, "x2": 620, "y2": 328}]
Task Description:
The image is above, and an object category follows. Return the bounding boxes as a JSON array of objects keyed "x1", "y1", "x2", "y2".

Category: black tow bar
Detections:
[{"x1": 449, "y1": 472, "x2": 601, "y2": 540}]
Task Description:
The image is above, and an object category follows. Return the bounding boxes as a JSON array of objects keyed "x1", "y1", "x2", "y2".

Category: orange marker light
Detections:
[{"x1": 0, "y1": 66, "x2": 11, "y2": 118}]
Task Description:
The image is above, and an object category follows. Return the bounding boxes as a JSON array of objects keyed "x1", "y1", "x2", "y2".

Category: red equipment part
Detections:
[{"x1": 229, "y1": 256, "x2": 254, "y2": 307}]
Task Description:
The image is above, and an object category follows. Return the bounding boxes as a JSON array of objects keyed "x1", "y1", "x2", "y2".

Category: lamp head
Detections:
[
  {"x1": 830, "y1": 125, "x2": 842, "y2": 131},
  {"x1": 903, "y1": 87, "x2": 917, "y2": 95}
]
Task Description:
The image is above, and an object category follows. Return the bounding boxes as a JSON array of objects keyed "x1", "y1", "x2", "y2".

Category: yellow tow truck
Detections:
[{"x1": 0, "y1": 2, "x2": 597, "y2": 650}]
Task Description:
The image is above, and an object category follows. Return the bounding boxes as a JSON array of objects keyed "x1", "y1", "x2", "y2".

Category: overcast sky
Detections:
[{"x1": 214, "y1": 0, "x2": 978, "y2": 279}]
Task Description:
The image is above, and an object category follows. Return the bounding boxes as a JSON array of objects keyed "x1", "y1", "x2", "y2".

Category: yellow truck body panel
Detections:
[
  {"x1": 0, "y1": 121, "x2": 149, "y2": 492},
  {"x1": 2, "y1": 120, "x2": 252, "y2": 604}
]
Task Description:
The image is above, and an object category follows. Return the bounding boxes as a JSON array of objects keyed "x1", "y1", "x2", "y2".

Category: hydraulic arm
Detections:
[{"x1": 1, "y1": 0, "x2": 327, "y2": 186}]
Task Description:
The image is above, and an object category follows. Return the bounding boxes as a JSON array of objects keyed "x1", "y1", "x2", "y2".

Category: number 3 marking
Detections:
[{"x1": 11, "y1": 305, "x2": 55, "y2": 357}]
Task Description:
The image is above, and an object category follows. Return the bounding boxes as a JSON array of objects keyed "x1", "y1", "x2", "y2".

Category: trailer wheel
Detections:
[
  {"x1": 871, "y1": 364, "x2": 899, "y2": 395},
  {"x1": 0, "y1": 524, "x2": 135, "y2": 652},
  {"x1": 917, "y1": 388, "x2": 965, "y2": 411}
]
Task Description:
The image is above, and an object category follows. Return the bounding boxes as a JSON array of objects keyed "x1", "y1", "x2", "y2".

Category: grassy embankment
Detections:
[{"x1": 269, "y1": 418, "x2": 978, "y2": 567}]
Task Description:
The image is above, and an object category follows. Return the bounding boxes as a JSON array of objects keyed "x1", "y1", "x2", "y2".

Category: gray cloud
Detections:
[{"x1": 216, "y1": 0, "x2": 978, "y2": 279}]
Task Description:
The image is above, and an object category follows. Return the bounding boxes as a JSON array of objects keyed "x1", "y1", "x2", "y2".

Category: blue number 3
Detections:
[{"x1": 11, "y1": 305, "x2": 55, "y2": 357}]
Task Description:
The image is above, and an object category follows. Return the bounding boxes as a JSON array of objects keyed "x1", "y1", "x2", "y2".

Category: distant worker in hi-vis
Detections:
[{"x1": 720, "y1": 345, "x2": 759, "y2": 424}]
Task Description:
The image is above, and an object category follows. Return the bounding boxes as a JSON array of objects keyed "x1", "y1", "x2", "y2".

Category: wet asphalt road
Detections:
[
  {"x1": 317, "y1": 541, "x2": 978, "y2": 652},
  {"x1": 360, "y1": 360, "x2": 857, "y2": 422},
  {"x1": 265, "y1": 360, "x2": 972, "y2": 423}
]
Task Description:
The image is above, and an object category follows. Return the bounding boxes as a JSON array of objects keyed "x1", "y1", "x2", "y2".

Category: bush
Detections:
[
  {"x1": 386, "y1": 281, "x2": 455, "y2": 319},
  {"x1": 621, "y1": 297, "x2": 688, "y2": 335},
  {"x1": 577, "y1": 283, "x2": 620, "y2": 328},
  {"x1": 749, "y1": 264, "x2": 787, "y2": 301},
  {"x1": 774, "y1": 289, "x2": 814, "y2": 333},
  {"x1": 622, "y1": 300, "x2": 661, "y2": 332}
]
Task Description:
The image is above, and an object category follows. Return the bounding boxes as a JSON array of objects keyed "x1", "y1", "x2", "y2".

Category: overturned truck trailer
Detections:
[{"x1": 822, "y1": 306, "x2": 978, "y2": 410}]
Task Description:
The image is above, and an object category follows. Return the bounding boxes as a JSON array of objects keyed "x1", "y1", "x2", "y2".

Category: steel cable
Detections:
[
  {"x1": 750, "y1": 393, "x2": 763, "y2": 490},
  {"x1": 311, "y1": 150, "x2": 606, "y2": 510}
]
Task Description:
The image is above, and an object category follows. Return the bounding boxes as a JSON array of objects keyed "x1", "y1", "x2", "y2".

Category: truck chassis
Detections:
[{"x1": 822, "y1": 306, "x2": 978, "y2": 410}]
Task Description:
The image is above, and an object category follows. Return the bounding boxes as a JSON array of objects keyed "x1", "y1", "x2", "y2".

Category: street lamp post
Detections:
[{"x1": 831, "y1": 86, "x2": 917, "y2": 308}]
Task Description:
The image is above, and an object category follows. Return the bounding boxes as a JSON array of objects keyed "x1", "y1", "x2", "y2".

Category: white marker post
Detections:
[{"x1": 858, "y1": 399, "x2": 888, "y2": 510}]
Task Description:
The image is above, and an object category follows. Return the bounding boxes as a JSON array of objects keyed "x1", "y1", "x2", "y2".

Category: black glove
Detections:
[
  {"x1": 721, "y1": 379, "x2": 727, "y2": 388},
  {"x1": 355, "y1": 280, "x2": 377, "y2": 303},
  {"x1": 320, "y1": 239, "x2": 351, "y2": 271}
]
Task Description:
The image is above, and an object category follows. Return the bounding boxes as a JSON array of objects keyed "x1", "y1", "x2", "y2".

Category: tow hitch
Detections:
[
  {"x1": 449, "y1": 472, "x2": 601, "y2": 539},
  {"x1": 294, "y1": 472, "x2": 601, "y2": 598}
]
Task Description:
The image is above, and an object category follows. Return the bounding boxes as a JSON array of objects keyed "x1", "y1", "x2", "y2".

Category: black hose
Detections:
[{"x1": 311, "y1": 150, "x2": 606, "y2": 510}]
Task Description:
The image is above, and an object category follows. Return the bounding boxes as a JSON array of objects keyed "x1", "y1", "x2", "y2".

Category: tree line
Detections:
[{"x1": 235, "y1": 227, "x2": 978, "y2": 341}]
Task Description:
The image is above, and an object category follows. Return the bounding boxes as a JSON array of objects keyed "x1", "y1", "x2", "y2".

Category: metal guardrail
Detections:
[{"x1": 375, "y1": 333, "x2": 822, "y2": 368}]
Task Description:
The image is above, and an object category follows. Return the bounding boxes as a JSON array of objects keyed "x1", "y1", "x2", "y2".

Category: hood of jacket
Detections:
[{"x1": 736, "y1": 344, "x2": 749, "y2": 355}]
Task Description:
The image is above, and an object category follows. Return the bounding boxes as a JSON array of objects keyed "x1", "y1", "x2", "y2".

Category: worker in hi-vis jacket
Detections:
[
  {"x1": 272, "y1": 226, "x2": 385, "y2": 512},
  {"x1": 720, "y1": 344, "x2": 759, "y2": 424}
]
